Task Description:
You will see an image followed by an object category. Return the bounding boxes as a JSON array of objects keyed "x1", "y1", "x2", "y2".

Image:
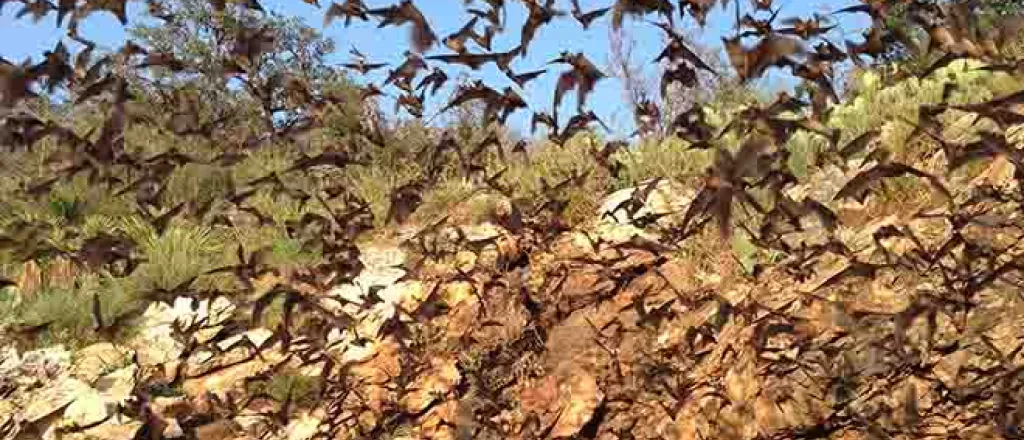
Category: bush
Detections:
[
  {"x1": 122, "y1": 218, "x2": 228, "y2": 291},
  {"x1": 247, "y1": 372, "x2": 323, "y2": 409},
  {"x1": 0, "y1": 274, "x2": 140, "y2": 348}
]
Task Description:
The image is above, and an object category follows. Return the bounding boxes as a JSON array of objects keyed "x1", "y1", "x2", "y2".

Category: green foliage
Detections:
[
  {"x1": 122, "y1": 218, "x2": 228, "y2": 291},
  {"x1": 414, "y1": 178, "x2": 481, "y2": 224},
  {"x1": 616, "y1": 137, "x2": 713, "y2": 187},
  {"x1": 831, "y1": 59, "x2": 1024, "y2": 160},
  {"x1": 504, "y1": 137, "x2": 610, "y2": 226},
  {"x1": 247, "y1": 372, "x2": 323, "y2": 408},
  {"x1": 0, "y1": 275, "x2": 140, "y2": 348}
]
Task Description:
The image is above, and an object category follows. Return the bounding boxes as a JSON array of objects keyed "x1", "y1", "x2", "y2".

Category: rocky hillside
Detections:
[
  {"x1": 3, "y1": 0, "x2": 1024, "y2": 438},
  {"x1": 4, "y1": 144, "x2": 1024, "y2": 439}
]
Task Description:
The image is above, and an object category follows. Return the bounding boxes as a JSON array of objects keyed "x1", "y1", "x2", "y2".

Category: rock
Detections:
[
  {"x1": 378, "y1": 280, "x2": 427, "y2": 313},
  {"x1": 357, "y1": 305, "x2": 395, "y2": 340},
  {"x1": 442, "y1": 281, "x2": 475, "y2": 306},
  {"x1": 0, "y1": 400, "x2": 17, "y2": 438},
  {"x1": 65, "y1": 421, "x2": 143, "y2": 440},
  {"x1": 358, "y1": 243, "x2": 406, "y2": 269},
  {"x1": 550, "y1": 369, "x2": 604, "y2": 438},
  {"x1": 193, "y1": 420, "x2": 238, "y2": 440},
  {"x1": 22, "y1": 377, "x2": 91, "y2": 423},
  {"x1": 401, "y1": 357, "x2": 461, "y2": 413},
  {"x1": 969, "y1": 154, "x2": 1018, "y2": 192},
  {"x1": 339, "y1": 338, "x2": 381, "y2": 364},
  {"x1": 150, "y1": 396, "x2": 192, "y2": 422},
  {"x1": 71, "y1": 343, "x2": 132, "y2": 383},
  {"x1": 132, "y1": 303, "x2": 186, "y2": 367},
  {"x1": 330, "y1": 283, "x2": 364, "y2": 305},
  {"x1": 598, "y1": 179, "x2": 693, "y2": 225},
  {"x1": 182, "y1": 350, "x2": 286, "y2": 399},
  {"x1": 348, "y1": 337, "x2": 402, "y2": 386},
  {"x1": 162, "y1": 418, "x2": 185, "y2": 438},
  {"x1": 354, "y1": 267, "x2": 407, "y2": 292},
  {"x1": 417, "y1": 401, "x2": 459, "y2": 440},
  {"x1": 460, "y1": 222, "x2": 505, "y2": 243},
  {"x1": 171, "y1": 296, "x2": 235, "y2": 331},
  {"x1": 285, "y1": 412, "x2": 321, "y2": 440},
  {"x1": 94, "y1": 365, "x2": 137, "y2": 405},
  {"x1": 14, "y1": 346, "x2": 72, "y2": 385},
  {"x1": 61, "y1": 388, "x2": 110, "y2": 428},
  {"x1": 454, "y1": 250, "x2": 477, "y2": 273},
  {"x1": 520, "y1": 365, "x2": 604, "y2": 439}
]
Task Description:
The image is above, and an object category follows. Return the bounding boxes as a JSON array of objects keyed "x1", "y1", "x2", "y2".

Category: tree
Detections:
[
  {"x1": 127, "y1": 0, "x2": 364, "y2": 140},
  {"x1": 607, "y1": 25, "x2": 754, "y2": 139}
]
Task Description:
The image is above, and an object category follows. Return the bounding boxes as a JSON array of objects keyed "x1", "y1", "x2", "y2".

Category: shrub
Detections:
[
  {"x1": 246, "y1": 372, "x2": 323, "y2": 408},
  {"x1": 122, "y1": 218, "x2": 228, "y2": 292},
  {"x1": 0, "y1": 274, "x2": 140, "y2": 348}
]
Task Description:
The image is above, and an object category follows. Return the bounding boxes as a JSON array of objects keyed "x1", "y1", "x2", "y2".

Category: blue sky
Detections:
[{"x1": 0, "y1": 0, "x2": 870, "y2": 137}]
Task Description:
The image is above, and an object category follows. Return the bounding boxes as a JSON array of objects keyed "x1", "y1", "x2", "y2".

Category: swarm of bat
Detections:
[{"x1": 3, "y1": 0, "x2": 1024, "y2": 437}]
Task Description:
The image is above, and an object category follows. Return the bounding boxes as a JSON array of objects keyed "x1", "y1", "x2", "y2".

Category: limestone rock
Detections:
[
  {"x1": 460, "y1": 222, "x2": 505, "y2": 243},
  {"x1": 454, "y1": 250, "x2": 477, "y2": 273},
  {"x1": 401, "y1": 357, "x2": 461, "y2": 413},
  {"x1": 71, "y1": 343, "x2": 132, "y2": 383},
  {"x1": 61, "y1": 388, "x2": 110, "y2": 428},
  {"x1": 358, "y1": 243, "x2": 406, "y2": 269},
  {"x1": 171, "y1": 296, "x2": 235, "y2": 335},
  {"x1": 182, "y1": 345, "x2": 286, "y2": 399},
  {"x1": 551, "y1": 369, "x2": 604, "y2": 438},
  {"x1": 354, "y1": 267, "x2": 407, "y2": 293},
  {"x1": 9, "y1": 346, "x2": 71, "y2": 386},
  {"x1": 132, "y1": 303, "x2": 186, "y2": 366},
  {"x1": 22, "y1": 377, "x2": 91, "y2": 423},
  {"x1": 285, "y1": 412, "x2": 321, "y2": 440},
  {"x1": 94, "y1": 365, "x2": 138, "y2": 406},
  {"x1": 330, "y1": 283, "x2": 364, "y2": 305},
  {"x1": 378, "y1": 280, "x2": 426, "y2": 313},
  {"x1": 64, "y1": 421, "x2": 143, "y2": 440},
  {"x1": 162, "y1": 418, "x2": 185, "y2": 438},
  {"x1": 598, "y1": 179, "x2": 694, "y2": 225}
]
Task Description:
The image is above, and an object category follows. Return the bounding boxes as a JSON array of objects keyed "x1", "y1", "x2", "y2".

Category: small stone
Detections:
[
  {"x1": 94, "y1": 365, "x2": 137, "y2": 405},
  {"x1": 330, "y1": 283, "x2": 364, "y2": 305},
  {"x1": 454, "y1": 250, "x2": 477, "y2": 273},
  {"x1": 358, "y1": 243, "x2": 407, "y2": 269},
  {"x1": 551, "y1": 368, "x2": 604, "y2": 438},
  {"x1": 401, "y1": 357, "x2": 461, "y2": 413},
  {"x1": 162, "y1": 418, "x2": 185, "y2": 438},
  {"x1": 460, "y1": 222, "x2": 505, "y2": 243},
  {"x1": 71, "y1": 343, "x2": 132, "y2": 383},
  {"x1": 193, "y1": 420, "x2": 237, "y2": 440},
  {"x1": 357, "y1": 411, "x2": 378, "y2": 431},
  {"x1": 442, "y1": 281, "x2": 475, "y2": 306},
  {"x1": 378, "y1": 280, "x2": 426, "y2": 313},
  {"x1": 62, "y1": 388, "x2": 111, "y2": 428},
  {"x1": 23, "y1": 377, "x2": 91, "y2": 423},
  {"x1": 151, "y1": 396, "x2": 192, "y2": 420},
  {"x1": 71, "y1": 421, "x2": 143, "y2": 440},
  {"x1": 354, "y1": 267, "x2": 407, "y2": 292},
  {"x1": 285, "y1": 412, "x2": 322, "y2": 440}
]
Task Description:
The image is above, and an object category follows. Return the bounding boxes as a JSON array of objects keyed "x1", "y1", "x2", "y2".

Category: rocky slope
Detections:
[{"x1": 2, "y1": 161, "x2": 1024, "y2": 440}]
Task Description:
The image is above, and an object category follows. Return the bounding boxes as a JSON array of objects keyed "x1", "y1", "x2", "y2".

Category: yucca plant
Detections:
[
  {"x1": 1, "y1": 274, "x2": 140, "y2": 348},
  {"x1": 122, "y1": 217, "x2": 228, "y2": 292}
]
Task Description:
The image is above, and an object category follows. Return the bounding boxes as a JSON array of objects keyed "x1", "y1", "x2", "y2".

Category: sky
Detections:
[{"x1": 0, "y1": 0, "x2": 872, "y2": 138}]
